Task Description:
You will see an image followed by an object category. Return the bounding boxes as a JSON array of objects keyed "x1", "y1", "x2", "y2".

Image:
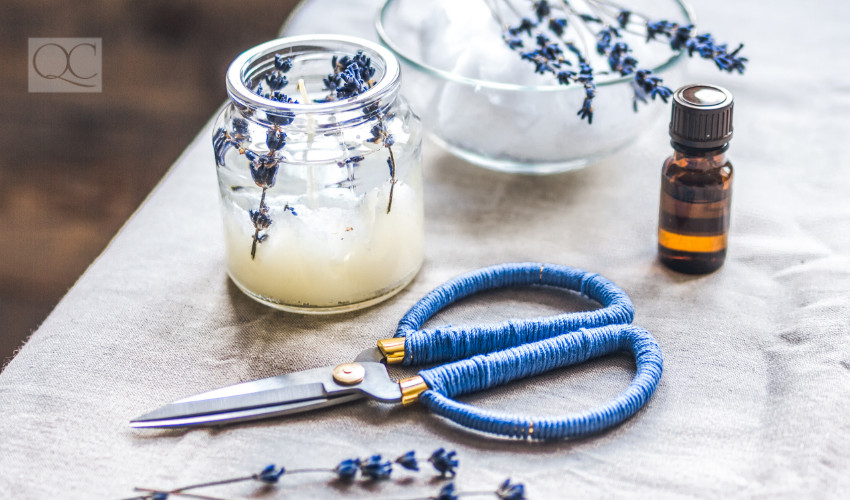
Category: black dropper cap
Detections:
[{"x1": 669, "y1": 84, "x2": 734, "y2": 150}]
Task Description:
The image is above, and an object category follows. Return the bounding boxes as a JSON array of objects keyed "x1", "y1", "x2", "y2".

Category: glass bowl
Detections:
[{"x1": 377, "y1": 0, "x2": 694, "y2": 174}]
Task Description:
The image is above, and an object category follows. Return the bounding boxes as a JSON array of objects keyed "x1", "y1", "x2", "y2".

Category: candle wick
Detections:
[{"x1": 297, "y1": 79, "x2": 314, "y2": 146}]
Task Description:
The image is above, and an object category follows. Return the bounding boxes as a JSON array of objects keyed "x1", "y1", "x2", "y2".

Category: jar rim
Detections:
[{"x1": 226, "y1": 34, "x2": 401, "y2": 116}]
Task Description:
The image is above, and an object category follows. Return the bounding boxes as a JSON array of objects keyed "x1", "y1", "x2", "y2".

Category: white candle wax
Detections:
[{"x1": 222, "y1": 163, "x2": 424, "y2": 310}]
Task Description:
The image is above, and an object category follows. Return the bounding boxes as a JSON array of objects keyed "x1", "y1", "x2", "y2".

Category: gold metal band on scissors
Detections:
[
  {"x1": 377, "y1": 337, "x2": 406, "y2": 364},
  {"x1": 398, "y1": 376, "x2": 428, "y2": 406}
]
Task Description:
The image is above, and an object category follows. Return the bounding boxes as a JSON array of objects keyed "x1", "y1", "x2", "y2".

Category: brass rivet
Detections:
[{"x1": 333, "y1": 362, "x2": 365, "y2": 385}]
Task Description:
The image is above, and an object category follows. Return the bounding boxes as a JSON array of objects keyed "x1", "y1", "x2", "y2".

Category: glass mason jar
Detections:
[{"x1": 212, "y1": 35, "x2": 424, "y2": 314}]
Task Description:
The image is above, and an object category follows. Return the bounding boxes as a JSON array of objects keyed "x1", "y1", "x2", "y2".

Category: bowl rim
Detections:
[{"x1": 375, "y1": 0, "x2": 696, "y2": 92}]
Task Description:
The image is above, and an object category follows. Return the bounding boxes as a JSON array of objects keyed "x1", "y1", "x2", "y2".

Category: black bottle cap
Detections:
[{"x1": 669, "y1": 84, "x2": 734, "y2": 149}]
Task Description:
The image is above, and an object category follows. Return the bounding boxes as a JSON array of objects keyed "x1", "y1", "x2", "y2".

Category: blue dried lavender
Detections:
[
  {"x1": 249, "y1": 207, "x2": 271, "y2": 231},
  {"x1": 643, "y1": 20, "x2": 748, "y2": 74},
  {"x1": 274, "y1": 54, "x2": 293, "y2": 72},
  {"x1": 336, "y1": 67, "x2": 369, "y2": 99},
  {"x1": 712, "y1": 43, "x2": 747, "y2": 74},
  {"x1": 249, "y1": 196, "x2": 270, "y2": 257},
  {"x1": 670, "y1": 24, "x2": 693, "y2": 51},
  {"x1": 548, "y1": 17, "x2": 567, "y2": 36},
  {"x1": 323, "y1": 50, "x2": 376, "y2": 100},
  {"x1": 496, "y1": 479, "x2": 526, "y2": 500},
  {"x1": 266, "y1": 92, "x2": 298, "y2": 127},
  {"x1": 249, "y1": 154, "x2": 279, "y2": 189},
  {"x1": 334, "y1": 458, "x2": 361, "y2": 481},
  {"x1": 428, "y1": 448, "x2": 458, "y2": 477},
  {"x1": 436, "y1": 482, "x2": 459, "y2": 500},
  {"x1": 508, "y1": 17, "x2": 536, "y2": 37},
  {"x1": 360, "y1": 455, "x2": 392, "y2": 480},
  {"x1": 265, "y1": 72, "x2": 288, "y2": 91},
  {"x1": 616, "y1": 10, "x2": 631, "y2": 29},
  {"x1": 266, "y1": 128, "x2": 286, "y2": 151},
  {"x1": 646, "y1": 20, "x2": 676, "y2": 41},
  {"x1": 556, "y1": 69, "x2": 575, "y2": 85},
  {"x1": 395, "y1": 451, "x2": 419, "y2": 471},
  {"x1": 596, "y1": 26, "x2": 619, "y2": 55},
  {"x1": 576, "y1": 62, "x2": 597, "y2": 124},
  {"x1": 521, "y1": 50, "x2": 553, "y2": 74},
  {"x1": 263, "y1": 54, "x2": 293, "y2": 92},
  {"x1": 257, "y1": 464, "x2": 286, "y2": 484},
  {"x1": 533, "y1": 0, "x2": 551, "y2": 20},
  {"x1": 607, "y1": 42, "x2": 638, "y2": 75},
  {"x1": 632, "y1": 69, "x2": 673, "y2": 111}
]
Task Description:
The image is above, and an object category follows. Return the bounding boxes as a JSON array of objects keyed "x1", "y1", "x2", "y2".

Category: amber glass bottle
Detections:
[{"x1": 658, "y1": 84, "x2": 734, "y2": 274}]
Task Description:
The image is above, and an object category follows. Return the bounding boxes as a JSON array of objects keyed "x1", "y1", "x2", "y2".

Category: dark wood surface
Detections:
[{"x1": 0, "y1": 0, "x2": 299, "y2": 366}]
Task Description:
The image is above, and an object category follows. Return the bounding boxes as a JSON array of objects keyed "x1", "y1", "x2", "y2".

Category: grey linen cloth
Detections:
[{"x1": 1, "y1": 0, "x2": 849, "y2": 498}]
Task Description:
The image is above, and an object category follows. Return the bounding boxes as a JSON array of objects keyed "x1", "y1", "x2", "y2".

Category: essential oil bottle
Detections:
[{"x1": 658, "y1": 84, "x2": 734, "y2": 274}]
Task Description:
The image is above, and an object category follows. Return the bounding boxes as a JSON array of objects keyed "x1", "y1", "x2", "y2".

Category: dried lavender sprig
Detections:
[
  {"x1": 490, "y1": 0, "x2": 746, "y2": 123},
  {"x1": 522, "y1": 1, "x2": 663, "y2": 118},
  {"x1": 583, "y1": 0, "x2": 748, "y2": 74},
  {"x1": 569, "y1": 0, "x2": 675, "y2": 112},
  {"x1": 368, "y1": 120, "x2": 398, "y2": 213},
  {"x1": 492, "y1": 1, "x2": 600, "y2": 122},
  {"x1": 122, "y1": 451, "x2": 530, "y2": 500},
  {"x1": 323, "y1": 50, "x2": 376, "y2": 100},
  {"x1": 213, "y1": 57, "x2": 297, "y2": 260},
  {"x1": 585, "y1": 0, "x2": 747, "y2": 73},
  {"x1": 648, "y1": 22, "x2": 747, "y2": 73},
  {"x1": 247, "y1": 58, "x2": 297, "y2": 258},
  {"x1": 429, "y1": 448, "x2": 459, "y2": 477},
  {"x1": 324, "y1": 52, "x2": 398, "y2": 214}
]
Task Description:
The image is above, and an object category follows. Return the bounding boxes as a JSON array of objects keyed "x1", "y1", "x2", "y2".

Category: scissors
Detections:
[{"x1": 131, "y1": 263, "x2": 663, "y2": 440}]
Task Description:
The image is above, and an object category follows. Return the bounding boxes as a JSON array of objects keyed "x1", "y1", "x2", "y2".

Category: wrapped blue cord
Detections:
[
  {"x1": 396, "y1": 263, "x2": 635, "y2": 364},
  {"x1": 418, "y1": 324, "x2": 662, "y2": 440},
  {"x1": 396, "y1": 263, "x2": 663, "y2": 440}
]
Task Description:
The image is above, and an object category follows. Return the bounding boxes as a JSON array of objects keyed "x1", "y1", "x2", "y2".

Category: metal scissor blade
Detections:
[
  {"x1": 131, "y1": 382, "x2": 328, "y2": 424},
  {"x1": 174, "y1": 365, "x2": 341, "y2": 404},
  {"x1": 130, "y1": 392, "x2": 363, "y2": 428},
  {"x1": 130, "y1": 362, "x2": 402, "y2": 428}
]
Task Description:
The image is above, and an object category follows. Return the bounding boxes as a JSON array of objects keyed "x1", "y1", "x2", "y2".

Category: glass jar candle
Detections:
[{"x1": 213, "y1": 35, "x2": 424, "y2": 314}]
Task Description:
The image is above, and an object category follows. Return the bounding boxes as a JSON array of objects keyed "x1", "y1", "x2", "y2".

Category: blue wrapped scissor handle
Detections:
[{"x1": 394, "y1": 263, "x2": 663, "y2": 440}]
